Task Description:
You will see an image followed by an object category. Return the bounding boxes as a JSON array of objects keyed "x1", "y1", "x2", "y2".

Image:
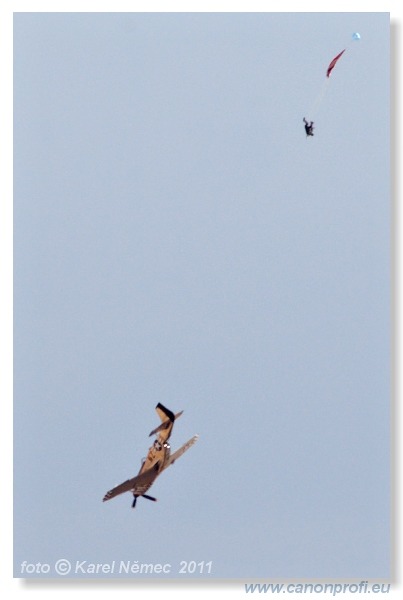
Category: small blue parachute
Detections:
[{"x1": 352, "y1": 32, "x2": 361, "y2": 41}]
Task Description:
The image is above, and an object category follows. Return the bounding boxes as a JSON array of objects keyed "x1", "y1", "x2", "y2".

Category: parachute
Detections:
[
  {"x1": 326, "y1": 49, "x2": 346, "y2": 78},
  {"x1": 304, "y1": 34, "x2": 360, "y2": 133},
  {"x1": 325, "y1": 34, "x2": 360, "y2": 78}
]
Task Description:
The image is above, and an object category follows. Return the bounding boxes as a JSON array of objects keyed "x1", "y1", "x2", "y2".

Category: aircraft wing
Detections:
[
  {"x1": 162, "y1": 435, "x2": 199, "y2": 471},
  {"x1": 103, "y1": 462, "x2": 160, "y2": 502}
]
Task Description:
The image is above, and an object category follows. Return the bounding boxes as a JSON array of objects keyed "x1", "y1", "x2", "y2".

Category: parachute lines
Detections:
[{"x1": 307, "y1": 78, "x2": 330, "y2": 118}]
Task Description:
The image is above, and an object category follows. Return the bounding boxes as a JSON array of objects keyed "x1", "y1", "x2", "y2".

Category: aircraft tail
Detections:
[
  {"x1": 149, "y1": 403, "x2": 183, "y2": 437},
  {"x1": 155, "y1": 403, "x2": 175, "y2": 423}
]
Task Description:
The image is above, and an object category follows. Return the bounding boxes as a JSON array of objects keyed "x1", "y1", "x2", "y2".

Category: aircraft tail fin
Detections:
[
  {"x1": 155, "y1": 403, "x2": 175, "y2": 423},
  {"x1": 149, "y1": 403, "x2": 183, "y2": 437}
]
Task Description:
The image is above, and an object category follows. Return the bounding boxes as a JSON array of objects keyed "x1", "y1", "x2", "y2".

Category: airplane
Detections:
[{"x1": 103, "y1": 403, "x2": 198, "y2": 508}]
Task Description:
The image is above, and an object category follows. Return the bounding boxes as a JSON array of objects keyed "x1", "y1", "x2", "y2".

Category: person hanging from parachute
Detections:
[
  {"x1": 303, "y1": 117, "x2": 314, "y2": 137},
  {"x1": 303, "y1": 33, "x2": 360, "y2": 138},
  {"x1": 302, "y1": 48, "x2": 345, "y2": 138}
]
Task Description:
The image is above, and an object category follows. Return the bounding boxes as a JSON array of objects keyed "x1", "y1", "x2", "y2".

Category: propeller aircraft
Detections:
[{"x1": 103, "y1": 403, "x2": 198, "y2": 508}]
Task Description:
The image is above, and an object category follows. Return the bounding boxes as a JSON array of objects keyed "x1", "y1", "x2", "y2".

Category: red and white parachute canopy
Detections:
[{"x1": 326, "y1": 49, "x2": 346, "y2": 78}]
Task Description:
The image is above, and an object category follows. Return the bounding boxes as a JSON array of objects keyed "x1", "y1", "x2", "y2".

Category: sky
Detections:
[{"x1": 12, "y1": 11, "x2": 390, "y2": 581}]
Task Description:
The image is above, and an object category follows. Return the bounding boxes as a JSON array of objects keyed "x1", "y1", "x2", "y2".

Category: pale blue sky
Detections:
[{"x1": 13, "y1": 12, "x2": 390, "y2": 579}]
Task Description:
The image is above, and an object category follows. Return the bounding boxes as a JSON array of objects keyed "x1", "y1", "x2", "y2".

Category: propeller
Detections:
[{"x1": 142, "y1": 494, "x2": 157, "y2": 502}]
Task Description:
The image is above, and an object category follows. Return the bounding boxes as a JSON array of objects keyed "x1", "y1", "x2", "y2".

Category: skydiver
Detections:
[{"x1": 303, "y1": 118, "x2": 314, "y2": 137}]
